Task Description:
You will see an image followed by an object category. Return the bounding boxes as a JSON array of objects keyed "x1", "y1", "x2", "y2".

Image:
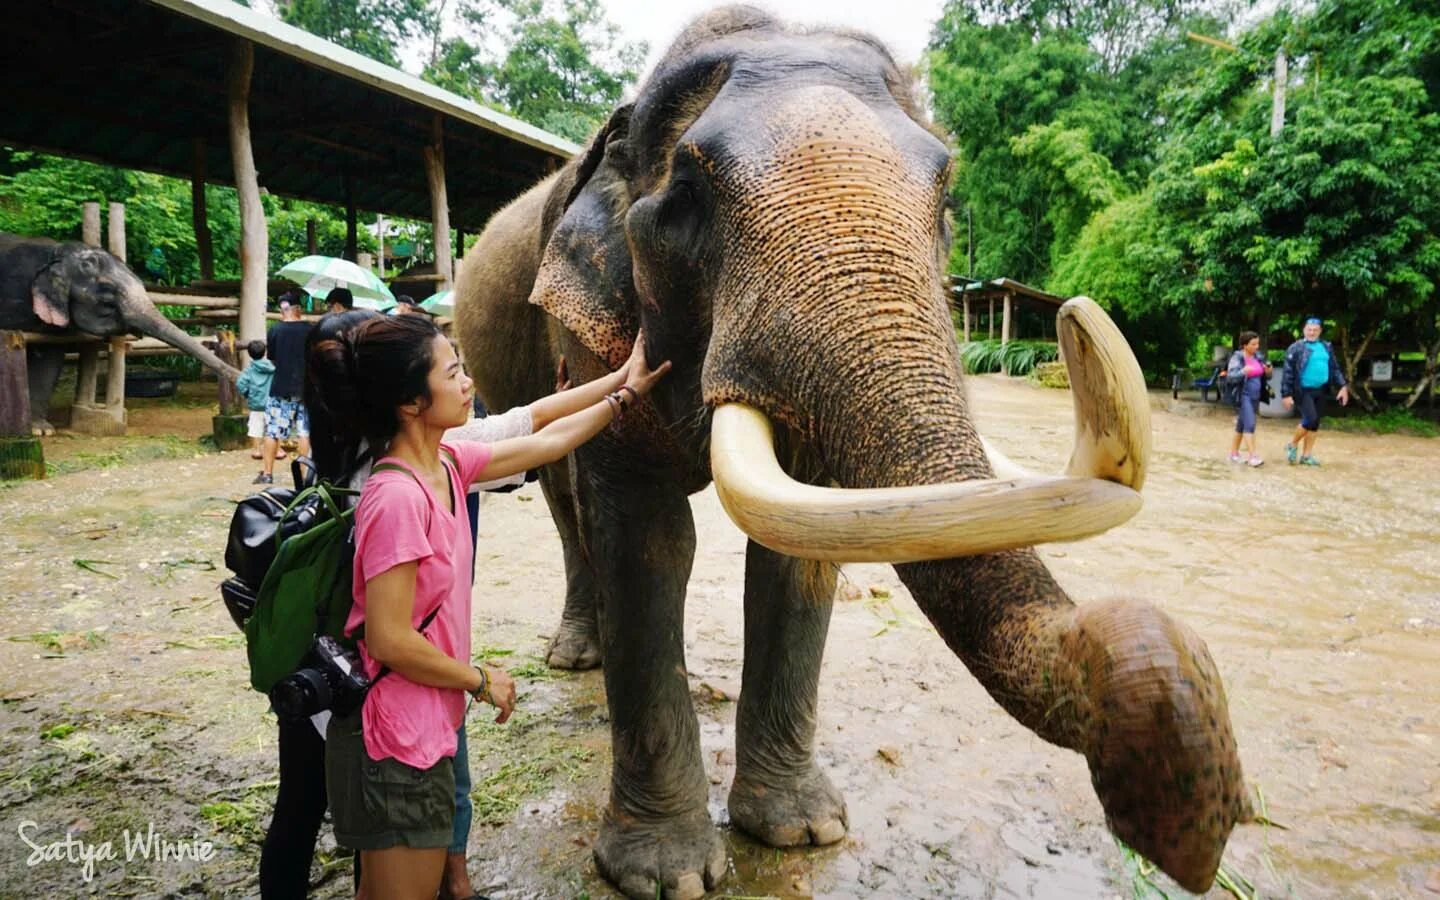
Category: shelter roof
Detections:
[
  {"x1": 2, "y1": 0, "x2": 581, "y2": 231},
  {"x1": 951, "y1": 278, "x2": 1065, "y2": 308}
]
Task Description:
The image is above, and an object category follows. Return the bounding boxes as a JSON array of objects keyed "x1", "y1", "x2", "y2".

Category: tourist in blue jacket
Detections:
[
  {"x1": 235, "y1": 339, "x2": 282, "y2": 461},
  {"x1": 1281, "y1": 318, "x2": 1350, "y2": 465}
]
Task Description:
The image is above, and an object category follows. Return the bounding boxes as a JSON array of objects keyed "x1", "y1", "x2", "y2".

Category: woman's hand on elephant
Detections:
[{"x1": 624, "y1": 330, "x2": 672, "y2": 397}]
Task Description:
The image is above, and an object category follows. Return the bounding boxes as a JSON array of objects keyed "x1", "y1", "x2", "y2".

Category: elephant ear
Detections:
[
  {"x1": 31, "y1": 255, "x2": 70, "y2": 328},
  {"x1": 529, "y1": 105, "x2": 638, "y2": 370}
]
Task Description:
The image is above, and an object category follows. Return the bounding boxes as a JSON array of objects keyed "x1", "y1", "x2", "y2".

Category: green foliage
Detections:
[
  {"x1": 1328, "y1": 409, "x2": 1439, "y2": 438},
  {"x1": 280, "y1": 0, "x2": 434, "y2": 67},
  {"x1": 959, "y1": 339, "x2": 1058, "y2": 376}
]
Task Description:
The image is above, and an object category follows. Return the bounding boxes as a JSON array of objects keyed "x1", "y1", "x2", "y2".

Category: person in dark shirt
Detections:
[
  {"x1": 327, "y1": 286, "x2": 355, "y2": 314},
  {"x1": 255, "y1": 293, "x2": 314, "y2": 484}
]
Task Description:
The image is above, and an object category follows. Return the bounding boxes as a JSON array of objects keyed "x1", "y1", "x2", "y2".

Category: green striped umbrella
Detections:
[
  {"x1": 419, "y1": 289, "x2": 454, "y2": 318},
  {"x1": 276, "y1": 255, "x2": 396, "y2": 310}
]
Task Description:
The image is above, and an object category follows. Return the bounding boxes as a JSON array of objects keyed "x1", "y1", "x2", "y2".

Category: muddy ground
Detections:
[{"x1": 1, "y1": 376, "x2": 1437, "y2": 899}]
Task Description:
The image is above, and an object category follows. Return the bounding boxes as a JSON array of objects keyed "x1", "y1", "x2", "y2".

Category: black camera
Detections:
[{"x1": 269, "y1": 636, "x2": 371, "y2": 721}]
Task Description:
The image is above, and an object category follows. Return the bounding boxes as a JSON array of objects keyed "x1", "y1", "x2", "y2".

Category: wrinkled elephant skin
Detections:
[{"x1": 454, "y1": 7, "x2": 1248, "y2": 897}]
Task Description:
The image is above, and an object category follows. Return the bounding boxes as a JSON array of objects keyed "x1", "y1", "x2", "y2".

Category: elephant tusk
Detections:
[
  {"x1": 708, "y1": 297, "x2": 1151, "y2": 563},
  {"x1": 1059, "y1": 296, "x2": 1151, "y2": 490}
]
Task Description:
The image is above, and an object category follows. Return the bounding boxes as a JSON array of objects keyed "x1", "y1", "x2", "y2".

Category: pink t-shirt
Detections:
[
  {"x1": 1243, "y1": 356, "x2": 1264, "y2": 378},
  {"x1": 347, "y1": 440, "x2": 493, "y2": 769}
]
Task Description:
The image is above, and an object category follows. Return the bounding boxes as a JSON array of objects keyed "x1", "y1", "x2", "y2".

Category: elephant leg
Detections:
[
  {"x1": 537, "y1": 459, "x2": 603, "y2": 670},
  {"x1": 576, "y1": 457, "x2": 724, "y2": 900},
  {"x1": 26, "y1": 345, "x2": 64, "y2": 436},
  {"x1": 728, "y1": 541, "x2": 847, "y2": 847}
]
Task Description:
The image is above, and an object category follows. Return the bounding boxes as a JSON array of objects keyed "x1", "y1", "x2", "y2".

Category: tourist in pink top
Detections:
[
  {"x1": 1225, "y1": 331, "x2": 1273, "y2": 466},
  {"x1": 306, "y1": 313, "x2": 670, "y2": 900}
]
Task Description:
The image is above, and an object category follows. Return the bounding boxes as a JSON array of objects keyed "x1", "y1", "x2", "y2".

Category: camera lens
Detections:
[{"x1": 271, "y1": 667, "x2": 332, "y2": 720}]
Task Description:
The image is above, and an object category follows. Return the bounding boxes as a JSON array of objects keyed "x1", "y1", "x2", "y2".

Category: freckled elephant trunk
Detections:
[
  {"x1": 702, "y1": 88, "x2": 1247, "y2": 893},
  {"x1": 125, "y1": 286, "x2": 242, "y2": 383}
]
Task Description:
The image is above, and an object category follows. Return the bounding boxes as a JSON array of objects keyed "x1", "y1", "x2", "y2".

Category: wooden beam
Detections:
[
  {"x1": 107, "y1": 202, "x2": 126, "y2": 262},
  {"x1": 0, "y1": 332, "x2": 31, "y2": 437},
  {"x1": 423, "y1": 113, "x2": 453, "y2": 291},
  {"x1": 76, "y1": 346, "x2": 99, "y2": 406},
  {"x1": 988, "y1": 298, "x2": 995, "y2": 339},
  {"x1": 344, "y1": 176, "x2": 358, "y2": 261},
  {"x1": 193, "y1": 138, "x2": 215, "y2": 280},
  {"x1": 82, "y1": 202, "x2": 101, "y2": 247},
  {"x1": 962, "y1": 296, "x2": 970, "y2": 343},
  {"x1": 104, "y1": 337, "x2": 127, "y2": 410},
  {"x1": 228, "y1": 38, "x2": 268, "y2": 349}
]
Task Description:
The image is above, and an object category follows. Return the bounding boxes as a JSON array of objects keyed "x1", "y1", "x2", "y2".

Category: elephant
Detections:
[
  {"x1": 0, "y1": 233, "x2": 242, "y2": 434},
  {"x1": 454, "y1": 7, "x2": 1249, "y2": 898}
]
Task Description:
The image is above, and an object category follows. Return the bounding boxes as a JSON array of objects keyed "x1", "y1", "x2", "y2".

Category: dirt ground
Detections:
[{"x1": 1, "y1": 376, "x2": 1437, "y2": 899}]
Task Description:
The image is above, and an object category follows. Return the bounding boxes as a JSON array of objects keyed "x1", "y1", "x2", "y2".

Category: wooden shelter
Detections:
[
  {"x1": 952, "y1": 278, "x2": 1066, "y2": 347},
  {"x1": 2, "y1": 0, "x2": 576, "y2": 341},
  {"x1": 1, "y1": 0, "x2": 577, "y2": 450}
]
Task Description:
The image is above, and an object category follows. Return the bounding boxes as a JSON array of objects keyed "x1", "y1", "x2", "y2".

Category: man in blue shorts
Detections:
[
  {"x1": 1281, "y1": 317, "x2": 1349, "y2": 466},
  {"x1": 255, "y1": 294, "x2": 313, "y2": 484}
]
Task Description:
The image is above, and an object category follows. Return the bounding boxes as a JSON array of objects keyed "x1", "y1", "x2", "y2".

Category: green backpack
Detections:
[
  {"x1": 241, "y1": 454, "x2": 452, "y2": 694},
  {"x1": 244, "y1": 480, "x2": 359, "y2": 693}
]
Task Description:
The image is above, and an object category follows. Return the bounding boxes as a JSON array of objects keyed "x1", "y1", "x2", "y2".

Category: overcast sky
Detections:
[{"x1": 610, "y1": 0, "x2": 946, "y2": 75}]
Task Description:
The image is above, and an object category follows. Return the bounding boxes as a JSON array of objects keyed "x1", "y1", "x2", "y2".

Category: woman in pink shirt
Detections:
[
  {"x1": 1225, "y1": 330, "x2": 1272, "y2": 466},
  {"x1": 308, "y1": 313, "x2": 669, "y2": 899}
]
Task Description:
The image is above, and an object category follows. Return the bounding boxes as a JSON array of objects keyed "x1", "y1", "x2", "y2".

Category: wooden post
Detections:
[
  {"x1": 423, "y1": 114, "x2": 454, "y2": 291},
  {"x1": 104, "y1": 337, "x2": 127, "y2": 410},
  {"x1": 211, "y1": 329, "x2": 249, "y2": 450},
  {"x1": 988, "y1": 298, "x2": 995, "y2": 339},
  {"x1": 107, "y1": 202, "x2": 126, "y2": 262},
  {"x1": 193, "y1": 138, "x2": 215, "y2": 280},
  {"x1": 1001, "y1": 294, "x2": 1012, "y2": 374},
  {"x1": 228, "y1": 38, "x2": 268, "y2": 349},
  {"x1": 306, "y1": 218, "x2": 317, "y2": 255},
  {"x1": 344, "y1": 178, "x2": 357, "y2": 261},
  {"x1": 82, "y1": 202, "x2": 101, "y2": 247},
  {"x1": 357, "y1": 252, "x2": 374, "y2": 271},
  {"x1": 76, "y1": 346, "x2": 99, "y2": 406},
  {"x1": 377, "y1": 214, "x2": 386, "y2": 276},
  {"x1": 1271, "y1": 50, "x2": 1287, "y2": 139},
  {"x1": 0, "y1": 331, "x2": 44, "y2": 479},
  {"x1": 962, "y1": 296, "x2": 971, "y2": 343}
]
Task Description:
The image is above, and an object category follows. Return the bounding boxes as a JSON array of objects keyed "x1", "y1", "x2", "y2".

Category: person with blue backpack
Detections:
[{"x1": 1281, "y1": 318, "x2": 1350, "y2": 466}]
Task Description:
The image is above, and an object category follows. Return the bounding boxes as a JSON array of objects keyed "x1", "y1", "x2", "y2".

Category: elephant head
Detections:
[
  {"x1": 29, "y1": 240, "x2": 241, "y2": 381},
  {"x1": 530, "y1": 7, "x2": 1247, "y2": 892}
]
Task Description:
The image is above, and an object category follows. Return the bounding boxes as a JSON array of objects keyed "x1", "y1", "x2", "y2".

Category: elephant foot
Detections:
[
  {"x1": 593, "y1": 807, "x2": 727, "y2": 900},
  {"x1": 30, "y1": 418, "x2": 55, "y2": 437},
  {"x1": 1063, "y1": 599, "x2": 1249, "y2": 895},
  {"x1": 728, "y1": 765, "x2": 848, "y2": 847},
  {"x1": 546, "y1": 615, "x2": 602, "y2": 670}
]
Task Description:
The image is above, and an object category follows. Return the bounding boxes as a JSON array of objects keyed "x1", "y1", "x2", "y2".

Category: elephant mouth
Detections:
[{"x1": 708, "y1": 298, "x2": 1152, "y2": 562}]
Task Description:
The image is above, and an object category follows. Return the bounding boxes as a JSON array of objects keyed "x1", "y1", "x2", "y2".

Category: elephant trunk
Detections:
[{"x1": 125, "y1": 290, "x2": 242, "y2": 383}]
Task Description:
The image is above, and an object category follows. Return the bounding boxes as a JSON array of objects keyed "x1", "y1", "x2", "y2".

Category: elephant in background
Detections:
[
  {"x1": 455, "y1": 7, "x2": 1249, "y2": 898},
  {"x1": 0, "y1": 233, "x2": 242, "y2": 434}
]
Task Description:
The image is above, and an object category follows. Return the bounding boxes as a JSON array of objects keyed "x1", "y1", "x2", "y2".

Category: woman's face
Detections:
[
  {"x1": 421, "y1": 335, "x2": 473, "y2": 429},
  {"x1": 1244, "y1": 338, "x2": 1260, "y2": 355}
]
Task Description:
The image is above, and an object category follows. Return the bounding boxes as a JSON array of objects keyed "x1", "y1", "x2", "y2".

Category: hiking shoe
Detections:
[
  {"x1": 1299, "y1": 456, "x2": 1321, "y2": 466},
  {"x1": 252, "y1": 472, "x2": 274, "y2": 484},
  {"x1": 1285, "y1": 443, "x2": 1298, "y2": 464},
  {"x1": 1247, "y1": 456, "x2": 1264, "y2": 467}
]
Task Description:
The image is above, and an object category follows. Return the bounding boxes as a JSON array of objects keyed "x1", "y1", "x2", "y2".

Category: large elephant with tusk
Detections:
[{"x1": 455, "y1": 7, "x2": 1248, "y2": 897}]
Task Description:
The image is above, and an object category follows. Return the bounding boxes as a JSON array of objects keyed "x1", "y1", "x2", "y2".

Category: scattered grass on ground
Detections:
[
  {"x1": 7, "y1": 629, "x2": 108, "y2": 653},
  {"x1": 466, "y1": 696, "x2": 598, "y2": 827},
  {"x1": 45, "y1": 434, "x2": 214, "y2": 477},
  {"x1": 200, "y1": 780, "x2": 278, "y2": 847}
]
